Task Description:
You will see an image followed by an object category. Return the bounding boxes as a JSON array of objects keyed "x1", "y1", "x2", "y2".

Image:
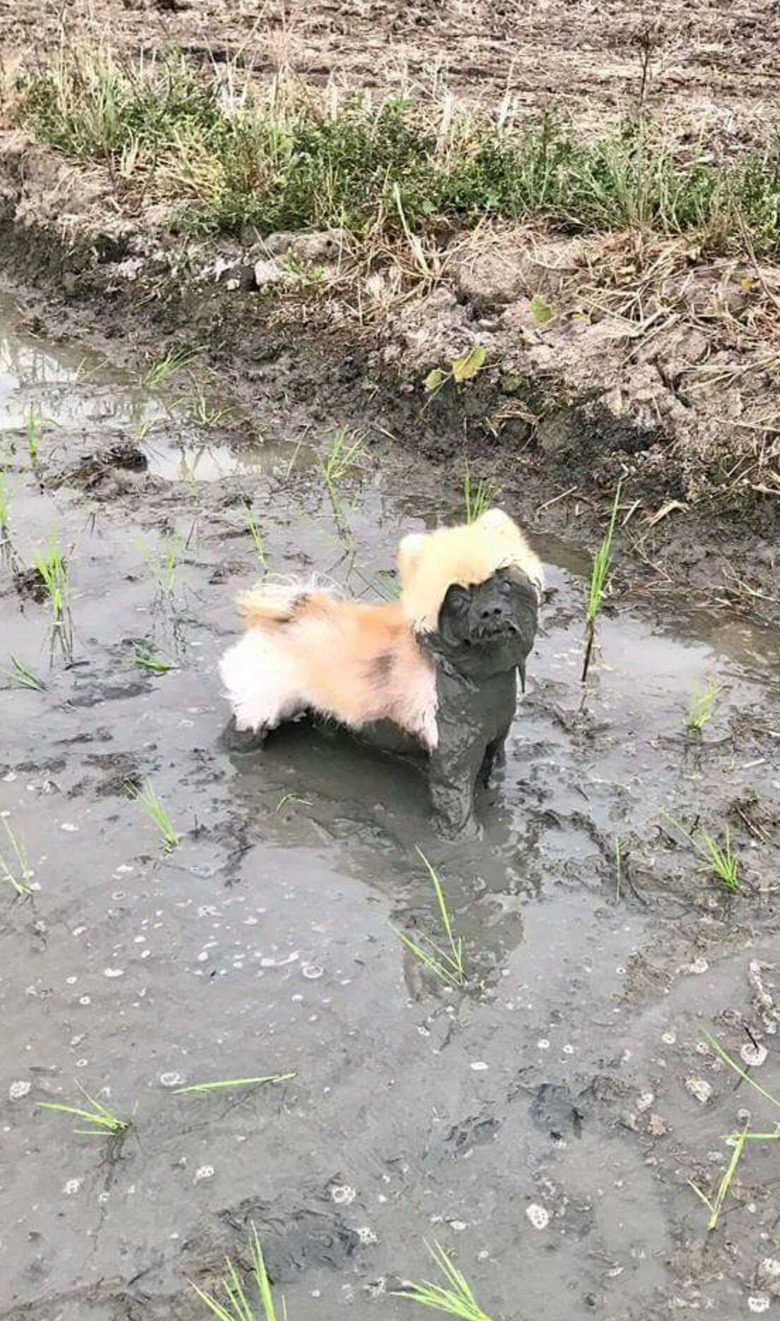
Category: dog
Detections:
[{"x1": 220, "y1": 508, "x2": 543, "y2": 835}]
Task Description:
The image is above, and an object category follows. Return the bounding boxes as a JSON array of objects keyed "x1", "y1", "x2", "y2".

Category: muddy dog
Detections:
[{"x1": 220, "y1": 508, "x2": 543, "y2": 835}]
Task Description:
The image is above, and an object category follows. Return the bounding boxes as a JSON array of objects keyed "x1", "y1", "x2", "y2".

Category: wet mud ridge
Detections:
[{"x1": 1, "y1": 292, "x2": 780, "y2": 1320}]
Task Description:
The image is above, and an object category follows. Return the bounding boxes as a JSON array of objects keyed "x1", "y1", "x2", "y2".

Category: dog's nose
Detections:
[{"x1": 480, "y1": 603, "x2": 505, "y2": 620}]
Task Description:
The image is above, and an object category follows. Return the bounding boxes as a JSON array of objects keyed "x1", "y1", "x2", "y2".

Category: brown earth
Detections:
[{"x1": 0, "y1": 0, "x2": 779, "y2": 624}]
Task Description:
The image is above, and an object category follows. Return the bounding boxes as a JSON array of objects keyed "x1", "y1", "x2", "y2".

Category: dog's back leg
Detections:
[{"x1": 219, "y1": 631, "x2": 305, "y2": 734}]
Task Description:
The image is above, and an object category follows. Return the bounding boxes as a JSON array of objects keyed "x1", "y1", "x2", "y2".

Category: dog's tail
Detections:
[{"x1": 236, "y1": 577, "x2": 335, "y2": 631}]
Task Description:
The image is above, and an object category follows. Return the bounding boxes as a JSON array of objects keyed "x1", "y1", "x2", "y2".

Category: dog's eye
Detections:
[
  {"x1": 447, "y1": 586, "x2": 470, "y2": 612},
  {"x1": 498, "y1": 577, "x2": 513, "y2": 597}
]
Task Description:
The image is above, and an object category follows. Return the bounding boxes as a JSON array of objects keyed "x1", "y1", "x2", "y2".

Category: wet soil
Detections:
[{"x1": 1, "y1": 293, "x2": 780, "y2": 1320}]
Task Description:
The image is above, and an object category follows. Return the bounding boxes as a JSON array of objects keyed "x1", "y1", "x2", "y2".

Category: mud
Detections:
[{"x1": 1, "y1": 291, "x2": 780, "y2": 1320}]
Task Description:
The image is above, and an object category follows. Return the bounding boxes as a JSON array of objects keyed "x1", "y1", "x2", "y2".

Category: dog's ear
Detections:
[
  {"x1": 475, "y1": 507, "x2": 513, "y2": 533},
  {"x1": 398, "y1": 532, "x2": 427, "y2": 591}
]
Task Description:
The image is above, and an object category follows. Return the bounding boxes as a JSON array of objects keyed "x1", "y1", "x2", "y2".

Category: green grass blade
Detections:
[{"x1": 173, "y1": 1073, "x2": 296, "y2": 1094}]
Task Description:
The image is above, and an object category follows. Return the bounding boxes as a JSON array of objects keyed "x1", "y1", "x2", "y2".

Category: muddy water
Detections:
[{"x1": 1, "y1": 294, "x2": 780, "y2": 1321}]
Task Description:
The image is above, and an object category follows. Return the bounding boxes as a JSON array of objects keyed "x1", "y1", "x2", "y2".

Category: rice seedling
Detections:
[
  {"x1": 39, "y1": 1082, "x2": 132, "y2": 1139},
  {"x1": 389, "y1": 848, "x2": 466, "y2": 989},
  {"x1": 0, "y1": 655, "x2": 45, "y2": 690},
  {"x1": 701, "y1": 1030, "x2": 780, "y2": 1114},
  {"x1": 581, "y1": 482, "x2": 622, "y2": 683},
  {"x1": 133, "y1": 646, "x2": 175, "y2": 673},
  {"x1": 394, "y1": 1242, "x2": 494, "y2": 1321},
  {"x1": 190, "y1": 1224, "x2": 285, "y2": 1321},
  {"x1": 186, "y1": 380, "x2": 229, "y2": 427},
  {"x1": 25, "y1": 403, "x2": 42, "y2": 466},
  {"x1": 33, "y1": 531, "x2": 72, "y2": 657},
  {"x1": 0, "y1": 467, "x2": 12, "y2": 539},
  {"x1": 138, "y1": 530, "x2": 182, "y2": 594},
  {"x1": 689, "y1": 1119, "x2": 751, "y2": 1232},
  {"x1": 686, "y1": 678, "x2": 723, "y2": 732},
  {"x1": 274, "y1": 793, "x2": 312, "y2": 812},
  {"x1": 463, "y1": 463, "x2": 498, "y2": 524},
  {"x1": 142, "y1": 348, "x2": 198, "y2": 389},
  {"x1": 133, "y1": 780, "x2": 181, "y2": 851},
  {"x1": 662, "y1": 812, "x2": 740, "y2": 892},
  {"x1": 244, "y1": 503, "x2": 266, "y2": 567},
  {"x1": 0, "y1": 815, "x2": 35, "y2": 895},
  {"x1": 320, "y1": 427, "x2": 365, "y2": 496},
  {"x1": 173, "y1": 1072, "x2": 296, "y2": 1094}
]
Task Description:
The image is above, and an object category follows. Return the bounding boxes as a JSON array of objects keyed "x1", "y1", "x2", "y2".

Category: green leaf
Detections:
[
  {"x1": 424, "y1": 367, "x2": 446, "y2": 392},
  {"x1": 530, "y1": 293, "x2": 553, "y2": 324},
  {"x1": 451, "y1": 344, "x2": 486, "y2": 383}
]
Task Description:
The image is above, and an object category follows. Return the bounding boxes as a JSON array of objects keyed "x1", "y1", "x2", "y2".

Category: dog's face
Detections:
[{"x1": 398, "y1": 509, "x2": 543, "y2": 680}]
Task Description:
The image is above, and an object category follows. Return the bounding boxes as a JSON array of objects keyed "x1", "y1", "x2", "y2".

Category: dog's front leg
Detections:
[{"x1": 428, "y1": 739, "x2": 485, "y2": 838}]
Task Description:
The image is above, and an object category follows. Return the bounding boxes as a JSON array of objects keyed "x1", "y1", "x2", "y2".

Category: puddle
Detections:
[{"x1": 1, "y1": 294, "x2": 780, "y2": 1321}]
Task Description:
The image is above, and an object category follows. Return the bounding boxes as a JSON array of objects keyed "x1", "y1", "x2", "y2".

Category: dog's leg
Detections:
[
  {"x1": 428, "y1": 739, "x2": 486, "y2": 838},
  {"x1": 219, "y1": 632, "x2": 303, "y2": 735}
]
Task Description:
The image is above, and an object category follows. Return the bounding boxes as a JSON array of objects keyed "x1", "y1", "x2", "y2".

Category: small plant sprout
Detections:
[
  {"x1": 139, "y1": 530, "x2": 182, "y2": 594},
  {"x1": 424, "y1": 345, "x2": 487, "y2": 397},
  {"x1": 686, "y1": 678, "x2": 723, "y2": 732},
  {"x1": 689, "y1": 1120, "x2": 751, "y2": 1232},
  {"x1": 662, "y1": 813, "x2": 740, "y2": 892},
  {"x1": 244, "y1": 502, "x2": 266, "y2": 567},
  {"x1": 0, "y1": 815, "x2": 35, "y2": 895},
  {"x1": 133, "y1": 780, "x2": 181, "y2": 852},
  {"x1": 33, "y1": 532, "x2": 72, "y2": 657},
  {"x1": 389, "y1": 848, "x2": 466, "y2": 990},
  {"x1": 39, "y1": 1082, "x2": 132, "y2": 1139},
  {"x1": 463, "y1": 463, "x2": 498, "y2": 524},
  {"x1": 133, "y1": 646, "x2": 175, "y2": 673},
  {"x1": 173, "y1": 1072, "x2": 296, "y2": 1095},
  {"x1": 142, "y1": 348, "x2": 198, "y2": 388},
  {"x1": 321, "y1": 427, "x2": 365, "y2": 495},
  {"x1": 701, "y1": 1031, "x2": 780, "y2": 1115},
  {"x1": 0, "y1": 655, "x2": 45, "y2": 690},
  {"x1": 190, "y1": 1224, "x2": 285, "y2": 1321},
  {"x1": 581, "y1": 482, "x2": 622, "y2": 683},
  {"x1": 394, "y1": 1242, "x2": 494, "y2": 1321}
]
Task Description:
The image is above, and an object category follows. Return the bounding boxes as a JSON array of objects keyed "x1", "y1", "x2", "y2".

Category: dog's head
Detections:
[{"x1": 398, "y1": 508, "x2": 543, "y2": 679}]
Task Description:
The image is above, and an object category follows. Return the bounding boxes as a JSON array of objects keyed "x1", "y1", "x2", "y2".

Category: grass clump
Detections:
[
  {"x1": 138, "y1": 530, "x2": 182, "y2": 594},
  {"x1": 133, "y1": 779, "x2": 181, "y2": 852},
  {"x1": 389, "y1": 848, "x2": 466, "y2": 989},
  {"x1": 581, "y1": 483, "x2": 621, "y2": 683},
  {"x1": 321, "y1": 427, "x2": 364, "y2": 495},
  {"x1": 0, "y1": 655, "x2": 45, "y2": 690},
  {"x1": 462, "y1": 462, "x2": 498, "y2": 524},
  {"x1": 243, "y1": 502, "x2": 266, "y2": 567},
  {"x1": 191, "y1": 1225, "x2": 284, "y2": 1321},
  {"x1": 15, "y1": 53, "x2": 780, "y2": 253},
  {"x1": 143, "y1": 348, "x2": 198, "y2": 388},
  {"x1": 394, "y1": 1242, "x2": 494, "y2": 1321},
  {"x1": 686, "y1": 678, "x2": 723, "y2": 732},
  {"x1": 133, "y1": 646, "x2": 175, "y2": 673},
  {"x1": 33, "y1": 531, "x2": 72, "y2": 657}
]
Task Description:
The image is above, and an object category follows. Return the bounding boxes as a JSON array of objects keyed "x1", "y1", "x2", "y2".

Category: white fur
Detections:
[{"x1": 220, "y1": 630, "x2": 307, "y2": 733}]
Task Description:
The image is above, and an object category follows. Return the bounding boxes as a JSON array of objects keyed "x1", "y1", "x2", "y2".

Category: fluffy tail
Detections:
[{"x1": 235, "y1": 578, "x2": 332, "y2": 631}]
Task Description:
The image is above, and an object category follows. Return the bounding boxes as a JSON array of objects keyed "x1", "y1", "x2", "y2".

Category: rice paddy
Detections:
[
  {"x1": 190, "y1": 1227, "x2": 284, "y2": 1321},
  {"x1": 39, "y1": 1084, "x2": 132, "y2": 1139},
  {"x1": 389, "y1": 849, "x2": 467, "y2": 990},
  {"x1": 132, "y1": 780, "x2": 181, "y2": 852},
  {"x1": 394, "y1": 1243, "x2": 494, "y2": 1321},
  {"x1": 581, "y1": 483, "x2": 621, "y2": 683}
]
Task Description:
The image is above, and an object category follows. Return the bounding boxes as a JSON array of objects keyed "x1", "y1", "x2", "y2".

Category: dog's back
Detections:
[{"x1": 220, "y1": 582, "x2": 437, "y2": 745}]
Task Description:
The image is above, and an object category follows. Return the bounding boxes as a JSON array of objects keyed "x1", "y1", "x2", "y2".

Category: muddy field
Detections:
[
  {"x1": 1, "y1": 286, "x2": 780, "y2": 1321},
  {"x1": 2, "y1": 0, "x2": 778, "y2": 142}
]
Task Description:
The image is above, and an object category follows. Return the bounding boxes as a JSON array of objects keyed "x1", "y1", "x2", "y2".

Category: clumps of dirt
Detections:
[{"x1": 55, "y1": 440, "x2": 148, "y2": 491}]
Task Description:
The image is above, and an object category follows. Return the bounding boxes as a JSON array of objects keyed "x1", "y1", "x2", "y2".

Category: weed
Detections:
[
  {"x1": 143, "y1": 348, "x2": 198, "y2": 389},
  {"x1": 687, "y1": 678, "x2": 723, "y2": 732},
  {"x1": 389, "y1": 848, "x2": 466, "y2": 989},
  {"x1": 581, "y1": 482, "x2": 621, "y2": 683},
  {"x1": 39, "y1": 1083, "x2": 132, "y2": 1138},
  {"x1": 462, "y1": 462, "x2": 498, "y2": 524},
  {"x1": 19, "y1": 55, "x2": 780, "y2": 256},
  {"x1": 425, "y1": 346, "x2": 487, "y2": 397},
  {"x1": 133, "y1": 646, "x2": 175, "y2": 673},
  {"x1": 190, "y1": 1225, "x2": 285, "y2": 1321},
  {"x1": 138, "y1": 530, "x2": 182, "y2": 594},
  {"x1": 0, "y1": 655, "x2": 45, "y2": 690},
  {"x1": 244, "y1": 503, "x2": 266, "y2": 567},
  {"x1": 321, "y1": 427, "x2": 365, "y2": 495},
  {"x1": 394, "y1": 1242, "x2": 494, "y2": 1321},
  {"x1": 133, "y1": 780, "x2": 181, "y2": 852},
  {"x1": 173, "y1": 1072, "x2": 296, "y2": 1094},
  {"x1": 662, "y1": 813, "x2": 740, "y2": 892},
  {"x1": 0, "y1": 816, "x2": 35, "y2": 895},
  {"x1": 689, "y1": 1120, "x2": 751, "y2": 1232}
]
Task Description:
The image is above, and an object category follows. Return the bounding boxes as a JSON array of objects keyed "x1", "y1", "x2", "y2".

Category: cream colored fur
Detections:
[{"x1": 399, "y1": 507, "x2": 544, "y2": 633}]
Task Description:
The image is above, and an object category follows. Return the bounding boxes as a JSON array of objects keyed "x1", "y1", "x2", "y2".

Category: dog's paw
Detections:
[
  {"x1": 219, "y1": 717, "x2": 268, "y2": 754},
  {"x1": 433, "y1": 813, "x2": 483, "y2": 842}
]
